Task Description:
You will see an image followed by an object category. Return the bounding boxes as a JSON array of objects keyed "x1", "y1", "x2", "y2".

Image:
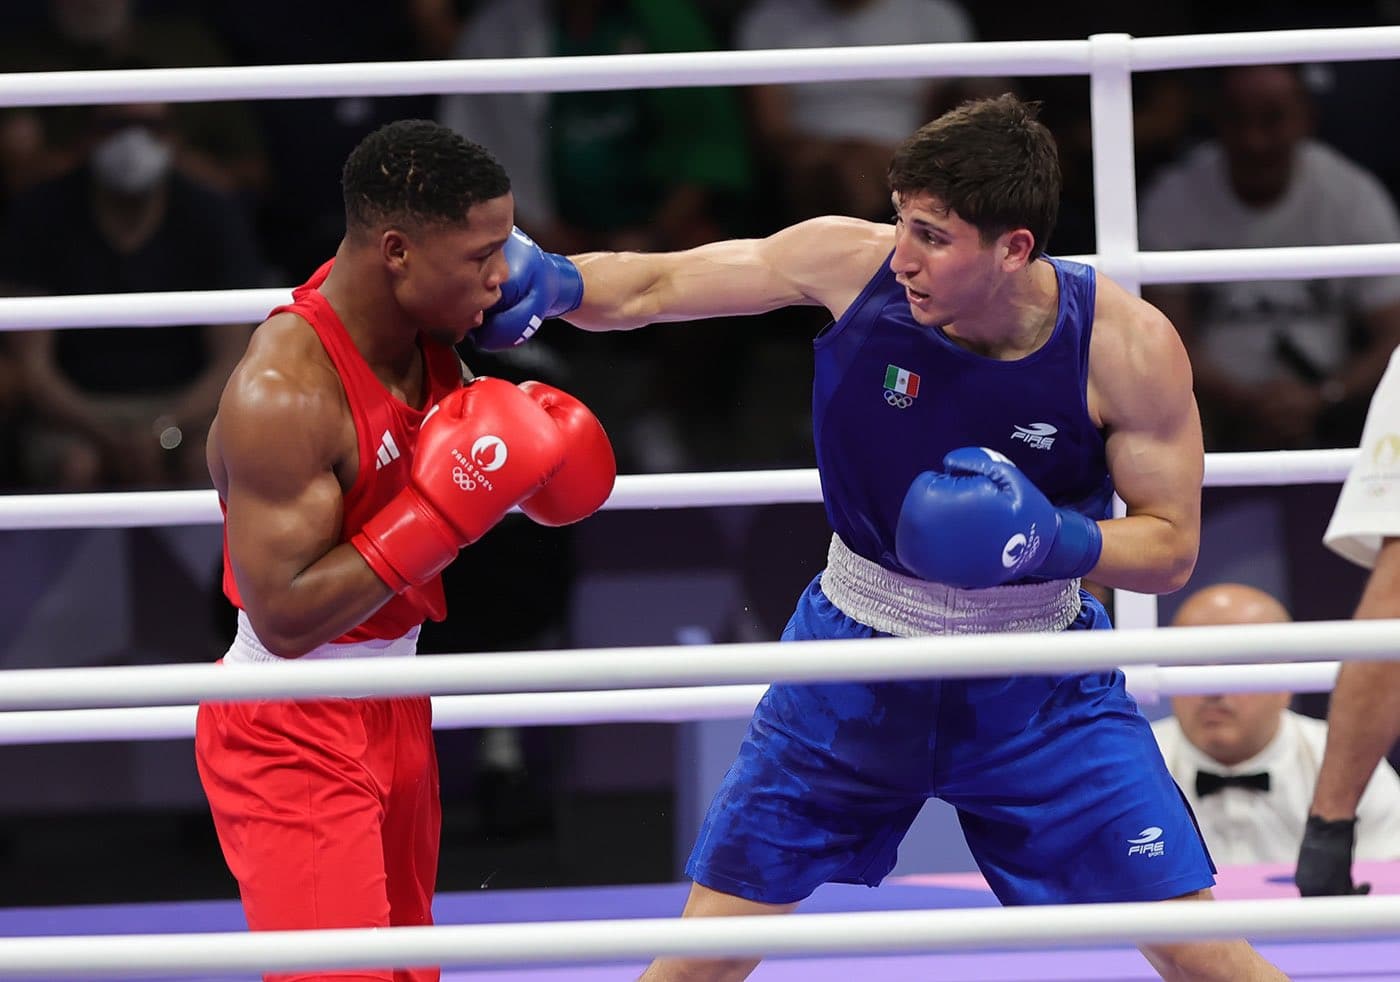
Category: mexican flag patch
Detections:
[{"x1": 883, "y1": 364, "x2": 920, "y2": 398}]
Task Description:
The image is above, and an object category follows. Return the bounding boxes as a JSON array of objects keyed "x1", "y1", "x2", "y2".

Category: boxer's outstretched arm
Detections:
[
  {"x1": 1091, "y1": 279, "x2": 1203, "y2": 595},
  {"x1": 566, "y1": 216, "x2": 891, "y2": 331}
]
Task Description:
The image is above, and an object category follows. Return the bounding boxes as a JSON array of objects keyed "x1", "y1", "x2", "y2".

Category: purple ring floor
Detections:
[{"x1": 1, "y1": 864, "x2": 1397, "y2": 980}]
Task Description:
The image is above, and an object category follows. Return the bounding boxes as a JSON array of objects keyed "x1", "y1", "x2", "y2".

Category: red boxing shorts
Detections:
[{"x1": 195, "y1": 620, "x2": 440, "y2": 981}]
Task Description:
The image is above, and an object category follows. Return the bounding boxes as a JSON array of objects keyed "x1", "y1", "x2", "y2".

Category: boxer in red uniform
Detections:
[{"x1": 194, "y1": 120, "x2": 613, "y2": 982}]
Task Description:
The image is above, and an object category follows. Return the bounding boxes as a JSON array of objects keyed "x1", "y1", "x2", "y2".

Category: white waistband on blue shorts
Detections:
[
  {"x1": 818, "y1": 534, "x2": 1082, "y2": 636},
  {"x1": 223, "y1": 610, "x2": 420, "y2": 665}
]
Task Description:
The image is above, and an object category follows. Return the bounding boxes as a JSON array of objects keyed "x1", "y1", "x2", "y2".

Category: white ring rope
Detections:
[
  {"x1": 0, "y1": 449, "x2": 1361, "y2": 530},
  {"x1": 1198, "y1": 448, "x2": 1358, "y2": 487},
  {"x1": 3, "y1": 244, "x2": 1399, "y2": 332},
  {"x1": 0, "y1": 42, "x2": 1092, "y2": 109},
  {"x1": 1136, "y1": 243, "x2": 1400, "y2": 285},
  {"x1": 0, "y1": 621, "x2": 1389, "y2": 712},
  {"x1": 0, "y1": 469, "x2": 825, "y2": 530},
  {"x1": 0, "y1": 287, "x2": 289, "y2": 330},
  {"x1": 0, "y1": 27, "x2": 1397, "y2": 111},
  {"x1": 0, "y1": 663, "x2": 1339, "y2": 747},
  {"x1": 1131, "y1": 25, "x2": 1400, "y2": 69},
  {"x1": 0, "y1": 896, "x2": 1393, "y2": 977}
]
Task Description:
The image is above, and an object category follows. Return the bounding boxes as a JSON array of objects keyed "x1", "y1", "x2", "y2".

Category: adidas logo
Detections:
[{"x1": 374, "y1": 430, "x2": 401, "y2": 470}]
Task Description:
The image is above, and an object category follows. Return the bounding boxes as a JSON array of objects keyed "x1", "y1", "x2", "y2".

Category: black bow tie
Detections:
[{"x1": 1196, "y1": 770, "x2": 1271, "y2": 797}]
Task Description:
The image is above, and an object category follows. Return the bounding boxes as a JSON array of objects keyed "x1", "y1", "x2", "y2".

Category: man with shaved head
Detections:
[{"x1": 1152, "y1": 583, "x2": 1400, "y2": 864}]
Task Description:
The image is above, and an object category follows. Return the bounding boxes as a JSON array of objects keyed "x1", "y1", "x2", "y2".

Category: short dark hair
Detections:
[
  {"x1": 887, "y1": 94, "x2": 1060, "y2": 260},
  {"x1": 342, "y1": 119, "x2": 510, "y2": 232}
]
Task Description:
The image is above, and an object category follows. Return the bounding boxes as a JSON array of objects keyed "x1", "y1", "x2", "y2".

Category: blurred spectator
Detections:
[
  {"x1": 0, "y1": 101, "x2": 264, "y2": 490},
  {"x1": 1140, "y1": 64, "x2": 1400, "y2": 453},
  {"x1": 1152, "y1": 583, "x2": 1400, "y2": 865},
  {"x1": 1139, "y1": 65, "x2": 1400, "y2": 623},
  {"x1": 1193, "y1": 3, "x2": 1400, "y2": 208},
  {"x1": 0, "y1": 1, "x2": 267, "y2": 204},
  {"x1": 210, "y1": 0, "x2": 449, "y2": 280},
  {"x1": 958, "y1": 1, "x2": 1197, "y2": 254},
  {"x1": 439, "y1": 0, "x2": 753, "y2": 255},
  {"x1": 734, "y1": 0, "x2": 978, "y2": 223},
  {"x1": 402, "y1": 0, "x2": 464, "y2": 60},
  {"x1": 441, "y1": 0, "x2": 757, "y2": 474},
  {"x1": 1311, "y1": 59, "x2": 1400, "y2": 209}
]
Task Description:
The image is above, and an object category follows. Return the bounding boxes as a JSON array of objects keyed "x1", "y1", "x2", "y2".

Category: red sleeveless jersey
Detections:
[{"x1": 222, "y1": 259, "x2": 464, "y2": 641}]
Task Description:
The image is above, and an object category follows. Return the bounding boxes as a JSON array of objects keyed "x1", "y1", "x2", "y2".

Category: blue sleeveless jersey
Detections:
[
  {"x1": 813, "y1": 254, "x2": 1113, "y2": 575},
  {"x1": 684, "y1": 255, "x2": 1219, "y2": 908}
]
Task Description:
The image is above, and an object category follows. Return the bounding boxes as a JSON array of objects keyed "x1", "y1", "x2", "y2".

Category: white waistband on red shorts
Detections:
[
  {"x1": 223, "y1": 610, "x2": 420, "y2": 664},
  {"x1": 819, "y1": 534, "x2": 1082, "y2": 636}
]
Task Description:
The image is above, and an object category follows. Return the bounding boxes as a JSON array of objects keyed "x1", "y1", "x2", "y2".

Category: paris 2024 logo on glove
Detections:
[
  {"x1": 1001, "y1": 525, "x2": 1043, "y2": 574},
  {"x1": 450, "y1": 436, "x2": 508, "y2": 492}
]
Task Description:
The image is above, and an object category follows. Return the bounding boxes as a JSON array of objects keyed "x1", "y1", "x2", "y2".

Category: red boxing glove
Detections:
[
  {"x1": 518, "y1": 381, "x2": 616, "y2": 527},
  {"x1": 352, "y1": 377, "x2": 567, "y2": 593},
  {"x1": 402, "y1": 582, "x2": 447, "y2": 622}
]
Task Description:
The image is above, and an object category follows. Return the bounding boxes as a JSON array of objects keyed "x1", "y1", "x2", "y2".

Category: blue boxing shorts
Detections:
[{"x1": 686, "y1": 575, "x2": 1215, "y2": 906}]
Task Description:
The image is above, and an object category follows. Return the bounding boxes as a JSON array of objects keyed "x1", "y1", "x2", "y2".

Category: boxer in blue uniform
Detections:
[{"x1": 482, "y1": 94, "x2": 1286, "y2": 981}]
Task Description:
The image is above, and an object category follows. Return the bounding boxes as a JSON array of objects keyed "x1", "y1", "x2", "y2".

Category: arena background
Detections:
[{"x1": 0, "y1": 0, "x2": 1392, "y2": 907}]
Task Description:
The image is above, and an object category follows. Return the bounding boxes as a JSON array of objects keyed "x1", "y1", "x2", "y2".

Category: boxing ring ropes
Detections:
[{"x1": 1, "y1": 24, "x2": 1399, "y2": 980}]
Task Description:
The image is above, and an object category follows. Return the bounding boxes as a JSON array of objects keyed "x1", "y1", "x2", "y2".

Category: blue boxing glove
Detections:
[
  {"x1": 895, "y1": 447, "x2": 1103, "y2": 589},
  {"x1": 474, "y1": 227, "x2": 584, "y2": 350}
]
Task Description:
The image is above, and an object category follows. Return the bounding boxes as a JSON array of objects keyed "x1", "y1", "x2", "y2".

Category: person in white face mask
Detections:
[
  {"x1": 90, "y1": 115, "x2": 174, "y2": 196},
  {"x1": 0, "y1": 101, "x2": 267, "y2": 491}
]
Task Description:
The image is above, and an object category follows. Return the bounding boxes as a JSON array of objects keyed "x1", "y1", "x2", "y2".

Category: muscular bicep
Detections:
[
  {"x1": 1095, "y1": 305, "x2": 1204, "y2": 590},
  {"x1": 217, "y1": 371, "x2": 346, "y2": 616},
  {"x1": 212, "y1": 357, "x2": 397, "y2": 655},
  {"x1": 223, "y1": 447, "x2": 345, "y2": 623},
  {"x1": 1105, "y1": 382, "x2": 1203, "y2": 533},
  {"x1": 569, "y1": 216, "x2": 891, "y2": 329}
]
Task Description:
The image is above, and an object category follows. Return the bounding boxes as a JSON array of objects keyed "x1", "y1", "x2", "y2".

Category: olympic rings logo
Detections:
[
  {"x1": 451, "y1": 466, "x2": 477, "y2": 491},
  {"x1": 884, "y1": 389, "x2": 913, "y2": 410}
]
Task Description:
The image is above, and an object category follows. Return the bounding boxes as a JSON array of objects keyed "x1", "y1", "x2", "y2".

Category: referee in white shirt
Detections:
[
  {"x1": 1152, "y1": 584, "x2": 1400, "y2": 866},
  {"x1": 1299, "y1": 345, "x2": 1400, "y2": 895}
]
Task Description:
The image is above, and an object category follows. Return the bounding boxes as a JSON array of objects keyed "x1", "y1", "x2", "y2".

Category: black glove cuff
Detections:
[{"x1": 1304, "y1": 815, "x2": 1358, "y2": 842}]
